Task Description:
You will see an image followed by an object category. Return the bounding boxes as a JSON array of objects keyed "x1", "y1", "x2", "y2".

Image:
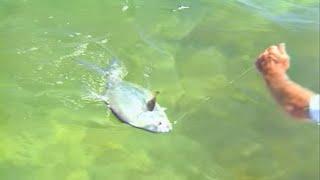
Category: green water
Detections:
[{"x1": 0, "y1": 0, "x2": 319, "y2": 179}]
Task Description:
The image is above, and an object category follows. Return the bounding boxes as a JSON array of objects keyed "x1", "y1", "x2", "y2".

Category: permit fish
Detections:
[{"x1": 80, "y1": 59, "x2": 172, "y2": 133}]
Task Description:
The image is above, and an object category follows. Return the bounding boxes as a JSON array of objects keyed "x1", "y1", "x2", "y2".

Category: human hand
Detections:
[{"x1": 256, "y1": 43, "x2": 290, "y2": 75}]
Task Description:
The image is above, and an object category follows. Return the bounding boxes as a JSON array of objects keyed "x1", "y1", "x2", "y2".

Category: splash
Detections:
[
  {"x1": 104, "y1": 59, "x2": 128, "y2": 88},
  {"x1": 59, "y1": 43, "x2": 88, "y2": 60}
]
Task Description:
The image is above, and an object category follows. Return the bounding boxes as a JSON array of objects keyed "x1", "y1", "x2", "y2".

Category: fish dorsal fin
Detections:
[{"x1": 146, "y1": 91, "x2": 160, "y2": 111}]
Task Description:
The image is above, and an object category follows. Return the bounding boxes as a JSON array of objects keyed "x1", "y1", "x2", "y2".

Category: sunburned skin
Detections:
[{"x1": 255, "y1": 43, "x2": 315, "y2": 120}]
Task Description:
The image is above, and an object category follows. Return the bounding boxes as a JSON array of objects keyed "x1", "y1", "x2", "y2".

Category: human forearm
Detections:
[{"x1": 264, "y1": 72, "x2": 314, "y2": 119}]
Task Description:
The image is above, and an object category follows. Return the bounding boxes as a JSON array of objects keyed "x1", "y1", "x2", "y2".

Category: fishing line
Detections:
[
  {"x1": 228, "y1": 65, "x2": 255, "y2": 85},
  {"x1": 175, "y1": 64, "x2": 256, "y2": 123},
  {"x1": 84, "y1": 33, "x2": 257, "y2": 125}
]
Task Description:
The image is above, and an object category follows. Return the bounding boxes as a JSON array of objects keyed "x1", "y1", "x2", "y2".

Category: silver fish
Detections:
[{"x1": 80, "y1": 59, "x2": 172, "y2": 133}]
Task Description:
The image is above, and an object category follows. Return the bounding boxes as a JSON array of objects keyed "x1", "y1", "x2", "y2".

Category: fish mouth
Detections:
[
  {"x1": 145, "y1": 126, "x2": 172, "y2": 133},
  {"x1": 137, "y1": 127, "x2": 172, "y2": 133},
  {"x1": 157, "y1": 124, "x2": 172, "y2": 133},
  {"x1": 158, "y1": 128, "x2": 171, "y2": 133},
  {"x1": 129, "y1": 123, "x2": 172, "y2": 133}
]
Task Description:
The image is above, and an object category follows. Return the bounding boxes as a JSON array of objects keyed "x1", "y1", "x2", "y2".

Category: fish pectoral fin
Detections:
[{"x1": 146, "y1": 91, "x2": 160, "y2": 111}]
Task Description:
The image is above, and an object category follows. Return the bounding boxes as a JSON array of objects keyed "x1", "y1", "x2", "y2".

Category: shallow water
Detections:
[{"x1": 0, "y1": 0, "x2": 319, "y2": 179}]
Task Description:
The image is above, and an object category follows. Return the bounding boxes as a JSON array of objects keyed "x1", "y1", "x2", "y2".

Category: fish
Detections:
[{"x1": 80, "y1": 59, "x2": 172, "y2": 133}]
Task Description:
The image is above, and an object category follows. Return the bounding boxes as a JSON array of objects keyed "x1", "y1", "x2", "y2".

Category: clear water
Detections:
[{"x1": 0, "y1": 0, "x2": 319, "y2": 179}]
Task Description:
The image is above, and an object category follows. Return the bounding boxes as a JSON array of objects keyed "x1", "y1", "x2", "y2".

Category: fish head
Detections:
[{"x1": 134, "y1": 108, "x2": 172, "y2": 133}]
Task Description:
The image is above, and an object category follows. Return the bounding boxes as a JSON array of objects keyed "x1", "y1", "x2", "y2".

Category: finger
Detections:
[
  {"x1": 267, "y1": 45, "x2": 278, "y2": 53},
  {"x1": 266, "y1": 54, "x2": 277, "y2": 61},
  {"x1": 278, "y1": 43, "x2": 286, "y2": 54},
  {"x1": 258, "y1": 51, "x2": 266, "y2": 59},
  {"x1": 269, "y1": 45, "x2": 278, "y2": 51}
]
